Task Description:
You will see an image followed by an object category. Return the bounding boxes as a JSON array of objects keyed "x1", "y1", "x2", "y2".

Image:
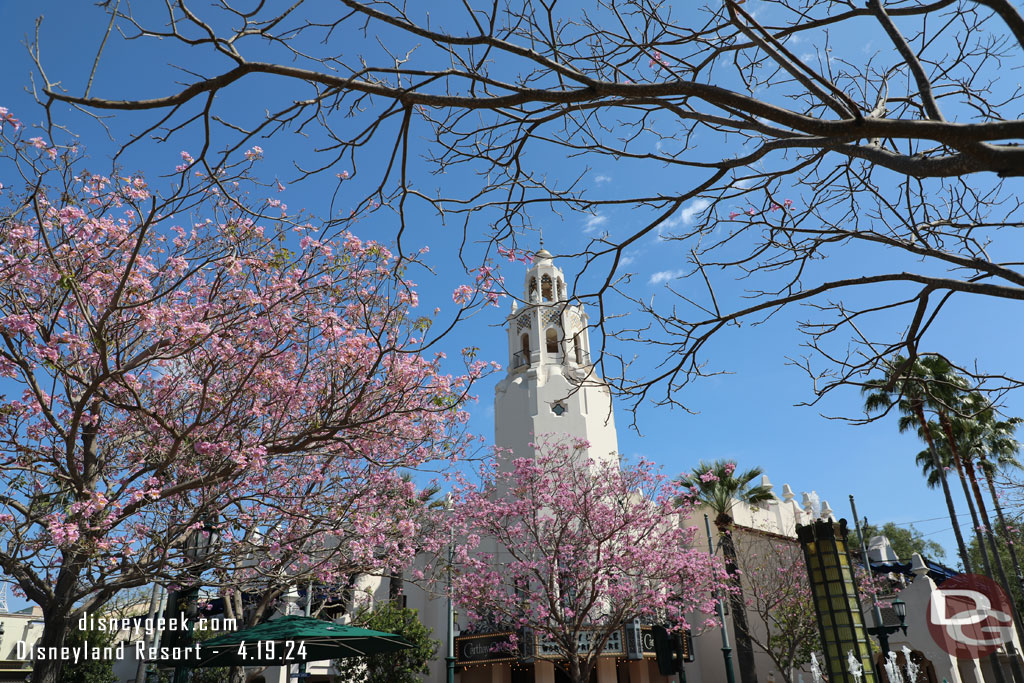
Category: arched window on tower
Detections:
[
  {"x1": 529, "y1": 277, "x2": 538, "y2": 302},
  {"x1": 557, "y1": 277, "x2": 565, "y2": 301},
  {"x1": 574, "y1": 332, "x2": 583, "y2": 364},
  {"x1": 546, "y1": 327, "x2": 559, "y2": 354},
  {"x1": 520, "y1": 333, "x2": 531, "y2": 368},
  {"x1": 541, "y1": 274, "x2": 553, "y2": 302}
]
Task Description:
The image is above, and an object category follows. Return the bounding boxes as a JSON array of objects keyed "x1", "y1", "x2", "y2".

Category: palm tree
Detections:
[
  {"x1": 970, "y1": 401, "x2": 1024, "y2": 595},
  {"x1": 679, "y1": 460, "x2": 774, "y2": 683},
  {"x1": 948, "y1": 394, "x2": 1024, "y2": 601},
  {"x1": 925, "y1": 401, "x2": 1024, "y2": 683},
  {"x1": 918, "y1": 386, "x2": 1021, "y2": 609},
  {"x1": 866, "y1": 356, "x2": 1018, "y2": 683},
  {"x1": 862, "y1": 355, "x2": 972, "y2": 571}
]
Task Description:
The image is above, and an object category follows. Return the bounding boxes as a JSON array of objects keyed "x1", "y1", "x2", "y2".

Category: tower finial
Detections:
[{"x1": 539, "y1": 226, "x2": 544, "y2": 249}]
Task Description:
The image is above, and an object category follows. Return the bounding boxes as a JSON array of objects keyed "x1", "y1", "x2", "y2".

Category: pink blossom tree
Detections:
[
  {"x1": 0, "y1": 109, "x2": 483, "y2": 683},
  {"x1": 734, "y1": 537, "x2": 821, "y2": 683},
  {"x1": 451, "y1": 435, "x2": 729, "y2": 683}
]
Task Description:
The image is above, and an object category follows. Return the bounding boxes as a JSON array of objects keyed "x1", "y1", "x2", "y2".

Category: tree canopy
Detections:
[
  {"x1": 27, "y1": 0, "x2": 1024, "y2": 415},
  {"x1": 0, "y1": 108, "x2": 483, "y2": 683},
  {"x1": 334, "y1": 601, "x2": 439, "y2": 683}
]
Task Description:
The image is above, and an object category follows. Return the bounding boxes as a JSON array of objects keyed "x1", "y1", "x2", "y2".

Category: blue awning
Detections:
[{"x1": 868, "y1": 557, "x2": 959, "y2": 584}]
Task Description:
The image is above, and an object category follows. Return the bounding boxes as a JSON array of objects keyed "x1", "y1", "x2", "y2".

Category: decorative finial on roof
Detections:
[
  {"x1": 533, "y1": 229, "x2": 553, "y2": 260},
  {"x1": 782, "y1": 484, "x2": 795, "y2": 503}
]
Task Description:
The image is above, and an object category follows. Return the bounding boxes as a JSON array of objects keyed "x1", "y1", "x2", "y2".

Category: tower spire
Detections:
[{"x1": 494, "y1": 253, "x2": 618, "y2": 473}]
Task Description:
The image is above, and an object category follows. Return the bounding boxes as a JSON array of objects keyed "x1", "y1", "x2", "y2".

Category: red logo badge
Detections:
[{"x1": 927, "y1": 573, "x2": 1014, "y2": 658}]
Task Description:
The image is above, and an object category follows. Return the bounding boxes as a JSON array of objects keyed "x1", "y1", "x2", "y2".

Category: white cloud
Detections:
[
  {"x1": 583, "y1": 213, "x2": 608, "y2": 234},
  {"x1": 594, "y1": 174, "x2": 612, "y2": 184},
  {"x1": 619, "y1": 255, "x2": 635, "y2": 267},
  {"x1": 677, "y1": 198, "x2": 711, "y2": 226},
  {"x1": 657, "y1": 198, "x2": 711, "y2": 237},
  {"x1": 648, "y1": 269, "x2": 685, "y2": 285}
]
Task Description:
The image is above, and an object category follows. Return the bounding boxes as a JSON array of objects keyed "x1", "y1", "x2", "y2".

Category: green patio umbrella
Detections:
[{"x1": 182, "y1": 615, "x2": 412, "y2": 667}]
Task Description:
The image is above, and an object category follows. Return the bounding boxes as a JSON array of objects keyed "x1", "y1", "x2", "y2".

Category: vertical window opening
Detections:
[
  {"x1": 546, "y1": 327, "x2": 558, "y2": 354},
  {"x1": 541, "y1": 274, "x2": 553, "y2": 302}
]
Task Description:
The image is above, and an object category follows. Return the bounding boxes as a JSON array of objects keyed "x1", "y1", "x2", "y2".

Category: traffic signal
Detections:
[{"x1": 652, "y1": 625, "x2": 686, "y2": 676}]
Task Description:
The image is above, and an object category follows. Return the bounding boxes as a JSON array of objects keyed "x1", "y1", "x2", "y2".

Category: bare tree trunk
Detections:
[
  {"x1": 567, "y1": 654, "x2": 586, "y2": 683},
  {"x1": 31, "y1": 610, "x2": 73, "y2": 683}
]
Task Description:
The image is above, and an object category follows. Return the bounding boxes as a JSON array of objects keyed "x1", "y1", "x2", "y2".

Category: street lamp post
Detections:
[
  {"x1": 445, "y1": 494, "x2": 456, "y2": 683},
  {"x1": 864, "y1": 598, "x2": 907, "y2": 657},
  {"x1": 850, "y1": 497, "x2": 907, "y2": 658}
]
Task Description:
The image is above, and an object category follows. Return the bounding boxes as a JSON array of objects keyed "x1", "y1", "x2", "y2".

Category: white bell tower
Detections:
[{"x1": 494, "y1": 248, "x2": 620, "y2": 470}]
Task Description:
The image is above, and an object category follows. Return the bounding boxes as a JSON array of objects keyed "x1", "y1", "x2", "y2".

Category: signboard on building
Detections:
[
  {"x1": 640, "y1": 627, "x2": 694, "y2": 662},
  {"x1": 535, "y1": 628, "x2": 625, "y2": 658},
  {"x1": 454, "y1": 632, "x2": 518, "y2": 665}
]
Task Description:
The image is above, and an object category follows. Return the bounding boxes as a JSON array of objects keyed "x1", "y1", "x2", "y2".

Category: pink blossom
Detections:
[
  {"x1": 0, "y1": 117, "x2": 483, "y2": 642},
  {"x1": 452, "y1": 284, "x2": 474, "y2": 304},
  {"x1": 176, "y1": 150, "x2": 194, "y2": 171},
  {"x1": 0, "y1": 106, "x2": 22, "y2": 130},
  {"x1": 648, "y1": 51, "x2": 670, "y2": 69}
]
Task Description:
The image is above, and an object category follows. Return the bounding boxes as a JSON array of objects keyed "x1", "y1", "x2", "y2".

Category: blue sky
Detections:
[{"x1": 2, "y1": 1, "x2": 1022, "y2": 611}]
